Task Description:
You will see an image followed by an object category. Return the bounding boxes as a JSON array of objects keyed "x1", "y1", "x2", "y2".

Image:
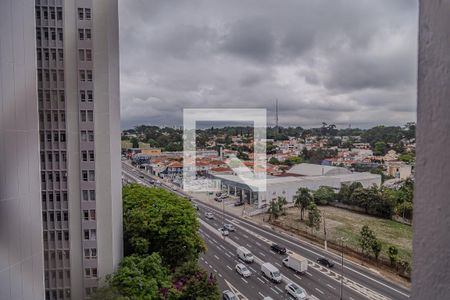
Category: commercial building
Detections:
[
  {"x1": 212, "y1": 163, "x2": 381, "y2": 208},
  {"x1": 1, "y1": 0, "x2": 123, "y2": 299}
]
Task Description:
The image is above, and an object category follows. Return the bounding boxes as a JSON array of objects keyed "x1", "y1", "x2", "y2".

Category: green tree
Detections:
[
  {"x1": 170, "y1": 261, "x2": 220, "y2": 299},
  {"x1": 313, "y1": 186, "x2": 336, "y2": 205},
  {"x1": 294, "y1": 188, "x2": 313, "y2": 220},
  {"x1": 268, "y1": 199, "x2": 281, "y2": 221},
  {"x1": 387, "y1": 246, "x2": 399, "y2": 267},
  {"x1": 359, "y1": 225, "x2": 377, "y2": 257},
  {"x1": 373, "y1": 141, "x2": 388, "y2": 156},
  {"x1": 108, "y1": 254, "x2": 173, "y2": 299},
  {"x1": 371, "y1": 240, "x2": 382, "y2": 261},
  {"x1": 306, "y1": 202, "x2": 321, "y2": 233},
  {"x1": 123, "y1": 184, "x2": 205, "y2": 268}
]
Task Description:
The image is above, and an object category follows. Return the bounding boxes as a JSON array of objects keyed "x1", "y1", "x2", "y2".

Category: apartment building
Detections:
[
  {"x1": 36, "y1": 0, "x2": 122, "y2": 299},
  {"x1": 1, "y1": 0, "x2": 122, "y2": 299}
]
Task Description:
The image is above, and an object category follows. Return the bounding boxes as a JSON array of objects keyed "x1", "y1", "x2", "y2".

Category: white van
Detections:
[
  {"x1": 236, "y1": 246, "x2": 254, "y2": 263},
  {"x1": 261, "y1": 262, "x2": 282, "y2": 283}
]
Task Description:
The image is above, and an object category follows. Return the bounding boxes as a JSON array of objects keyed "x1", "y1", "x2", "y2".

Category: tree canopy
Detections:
[{"x1": 123, "y1": 184, "x2": 205, "y2": 268}]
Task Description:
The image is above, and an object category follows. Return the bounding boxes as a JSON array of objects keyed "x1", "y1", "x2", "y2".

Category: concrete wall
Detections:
[
  {"x1": 413, "y1": 0, "x2": 450, "y2": 298},
  {"x1": 0, "y1": 0, "x2": 45, "y2": 299}
]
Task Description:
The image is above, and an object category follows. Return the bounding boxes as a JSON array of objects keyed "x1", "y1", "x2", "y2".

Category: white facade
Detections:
[{"x1": 0, "y1": 0, "x2": 45, "y2": 299}]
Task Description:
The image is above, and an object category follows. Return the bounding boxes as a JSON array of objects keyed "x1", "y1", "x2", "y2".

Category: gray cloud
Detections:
[{"x1": 119, "y1": 0, "x2": 418, "y2": 129}]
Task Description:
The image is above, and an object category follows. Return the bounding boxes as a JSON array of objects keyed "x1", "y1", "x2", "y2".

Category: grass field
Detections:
[{"x1": 259, "y1": 206, "x2": 413, "y2": 264}]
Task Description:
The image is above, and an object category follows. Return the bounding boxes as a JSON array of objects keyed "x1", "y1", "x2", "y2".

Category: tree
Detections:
[
  {"x1": 313, "y1": 186, "x2": 336, "y2": 205},
  {"x1": 107, "y1": 254, "x2": 173, "y2": 299},
  {"x1": 373, "y1": 141, "x2": 388, "y2": 156},
  {"x1": 359, "y1": 225, "x2": 377, "y2": 257},
  {"x1": 306, "y1": 202, "x2": 321, "y2": 233},
  {"x1": 371, "y1": 240, "x2": 382, "y2": 261},
  {"x1": 387, "y1": 246, "x2": 399, "y2": 267},
  {"x1": 268, "y1": 199, "x2": 281, "y2": 221},
  {"x1": 170, "y1": 261, "x2": 220, "y2": 299},
  {"x1": 123, "y1": 184, "x2": 205, "y2": 268},
  {"x1": 294, "y1": 188, "x2": 313, "y2": 220}
]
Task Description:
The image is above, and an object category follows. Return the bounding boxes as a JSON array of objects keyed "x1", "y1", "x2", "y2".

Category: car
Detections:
[
  {"x1": 235, "y1": 263, "x2": 251, "y2": 277},
  {"x1": 285, "y1": 283, "x2": 308, "y2": 299},
  {"x1": 234, "y1": 201, "x2": 244, "y2": 206},
  {"x1": 222, "y1": 290, "x2": 238, "y2": 300},
  {"x1": 205, "y1": 212, "x2": 214, "y2": 219},
  {"x1": 139, "y1": 174, "x2": 145, "y2": 179},
  {"x1": 223, "y1": 224, "x2": 235, "y2": 231},
  {"x1": 271, "y1": 243, "x2": 287, "y2": 254},
  {"x1": 317, "y1": 257, "x2": 334, "y2": 268},
  {"x1": 218, "y1": 228, "x2": 229, "y2": 236},
  {"x1": 214, "y1": 197, "x2": 223, "y2": 202},
  {"x1": 193, "y1": 204, "x2": 199, "y2": 211}
]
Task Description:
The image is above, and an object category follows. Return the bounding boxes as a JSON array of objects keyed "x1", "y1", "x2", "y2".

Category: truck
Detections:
[{"x1": 282, "y1": 253, "x2": 308, "y2": 273}]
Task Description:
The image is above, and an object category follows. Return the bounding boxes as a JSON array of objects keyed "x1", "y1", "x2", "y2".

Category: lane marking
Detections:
[{"x1": 315, "y1": 288, "x2": 325, "y2": 295}]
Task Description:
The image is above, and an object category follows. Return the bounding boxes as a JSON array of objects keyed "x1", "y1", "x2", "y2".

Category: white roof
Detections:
[{"x1": 287, "y1": 163, "x2": 351, "y2": 176}]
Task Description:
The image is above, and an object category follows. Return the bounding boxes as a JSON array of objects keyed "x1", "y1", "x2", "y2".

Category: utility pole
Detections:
[
  {"x1": 323, "y1": 212, "x2": 327, "y2": 251},
  {"x1": 339, "y1": 237, "x2": 348, "y2": 300}
]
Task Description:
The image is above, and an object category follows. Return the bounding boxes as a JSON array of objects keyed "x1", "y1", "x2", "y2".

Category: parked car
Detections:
[
  {"x1": 218, "y1": 228, "x2": 229, "y2": 236},
  {"x1": 214, "y1": 197, "x2": 223, "y2": 202},
  {"x1": 285, "y1": 283, "x2": 308, "y2": 299},
  {"x1": 223, "y1": 224, "x2": 235, "y2": 231},
  {"x1": 222, "y1": 290, "x2": 238, "y2": 300},
  {"x1": 317, "y1": 257, "x2": 334, "y2": 268},
  {"x1": 205, "y1": 212, "x2": 214, "y2": 219},
  {"x1": 235, "y1": 263, "x2": 251, "y2": 277},
  {"x1": 271, "y1": 243, "x2": 287, "y2": 254}
]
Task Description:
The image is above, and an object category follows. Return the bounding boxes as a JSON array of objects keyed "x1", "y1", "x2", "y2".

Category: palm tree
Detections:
[{"x1": 294, "y1": 188, "x2": 313, "y2": 220}]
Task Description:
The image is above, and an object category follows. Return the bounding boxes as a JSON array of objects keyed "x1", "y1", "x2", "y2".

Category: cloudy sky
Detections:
[{"x1": 118, "y1": 0, "x2": 418, "y2": 129}]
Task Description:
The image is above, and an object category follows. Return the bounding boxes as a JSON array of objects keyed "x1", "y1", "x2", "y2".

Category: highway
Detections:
[{"x1": 122, "y1": 161, "x2": 410, "y2": 300}]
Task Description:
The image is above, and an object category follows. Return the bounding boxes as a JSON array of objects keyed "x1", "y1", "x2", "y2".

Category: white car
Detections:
[
  {"x1": 205, "y1": 212, "x2": 214, "y2": 219},
  {"x1": 223, "y1": 223, "x2": 235, "y2": 231},
  {"x1": 235, "y1": 263, "x2": 251, "y2": 277},
  {"x1": 218, "y1": 228, "x2": 229, "y2": 236},
  {"x1": 285, "y1": 283, "x2": 308, "y2": 299}
]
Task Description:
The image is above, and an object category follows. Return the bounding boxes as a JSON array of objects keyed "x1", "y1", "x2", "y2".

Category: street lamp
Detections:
[{"x1": 338, "y1": 237, "x2": 348, "y2": 300}]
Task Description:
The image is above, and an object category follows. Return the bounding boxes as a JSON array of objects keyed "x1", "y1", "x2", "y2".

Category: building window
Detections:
[
  {"x1": 78, "y1": 29, "x2": 84, "y2": 40},
  {"x1": 88, "y1": 170, "x2": 95, "y2": 181},
  {"x1": 79, "y1": 70, "x2": 85, "y2": 82},
  {"x1": 82, "y1": 170, "x2": 88, "y2": 181},
  {"x1": 89, "y1": 150, "x2": 95, "y2": 161},
  {"x1": 91, "y1": 248, "x2": 97, "y2": 258},
  {"x1": 87, "y1": 110, "x2": 93, "y2": 122},
  {"x1": 90, "y1": 210, "x2": 96, "y2": 220},
  {"x1": 80, "y1": 90, "x2": 86, "y2": 102},
  {"x1": 88, "y1": 130, "x2": 94, "y2": 142},
  {"x1": 82, "y1": 190, "x2": 89, "y2": 201},
  {"x1": 82, "y1": 150, "x2": 88, "y2": 161},
  {"x1": 89, "y1": 190, "x2": 96, "y2": 201},
  {"x1": 87, "y1": 90, "x2": 93, "y2": 102},
  {"x1": 85, "y1": 8, "x2": 91, "y2": 20},
  {"x1": 57, "y1": 7, "x2": 62, "y2": 20},
  {"x1": 81, "y1": 110, "x2": 87, "y2": 122},
  {"x1": 57, "y1": 28, "x2": 63, "y2": 41},
  {"x1": 78, "y1": 8, "x2": 84, "y2": 20},
  {"x1": 81, "y1": 131, "x2": 87, "y2": 142},
  {"x1": 83, "y1": 210, "x2": 89, "y2": 221},
  {"x1": 79, "y1": 49, "x2": 85, "y2": 61},
  {"x1": 84, "y1": 230, "x2": 89, "y2": 240},
  {"x1": 87, "y1": 70, "x2": 92, "y2": 81},
  {"x1": 85, "y1": 29, "x2": 91, "y2": 40},
  {"x1": 86, "y1": 49, "x2": 92, "y2": 61}
]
